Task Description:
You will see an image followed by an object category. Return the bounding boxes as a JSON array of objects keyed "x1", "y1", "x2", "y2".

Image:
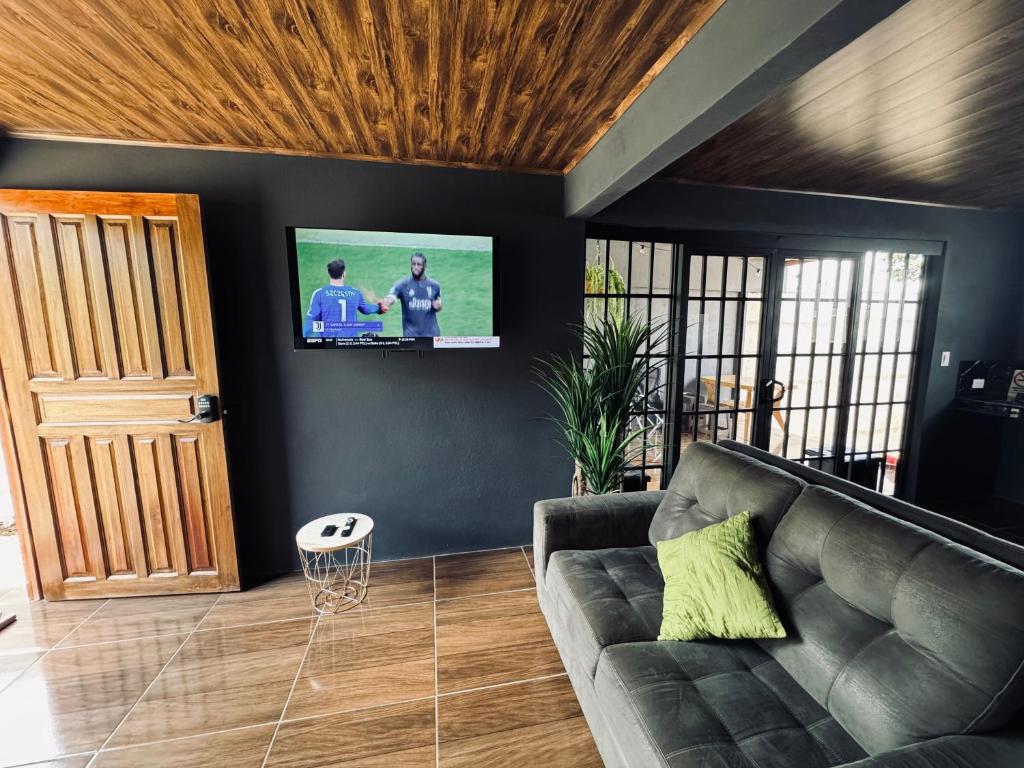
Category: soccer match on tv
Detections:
[{"x1": 289, "y1": 227, "x2": 499, "y2": 350}]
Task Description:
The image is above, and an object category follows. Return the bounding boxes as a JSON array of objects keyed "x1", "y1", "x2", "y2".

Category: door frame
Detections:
[
  {"x1": 0, "y1": 363, "x2": 42, "y2": 600},
  {"x1": 585, "y1": 225, "x2": 945, "y2": 501}
]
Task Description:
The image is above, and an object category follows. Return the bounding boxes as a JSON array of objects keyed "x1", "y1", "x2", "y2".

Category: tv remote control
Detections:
[{"x1": 341, "y1": 516, "x2": 357, "y2": 536}]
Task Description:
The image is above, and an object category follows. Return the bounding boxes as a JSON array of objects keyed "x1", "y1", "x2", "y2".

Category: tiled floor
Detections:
[{"x1": 0, "y1": 547, "x2": 602, "y2": 768}]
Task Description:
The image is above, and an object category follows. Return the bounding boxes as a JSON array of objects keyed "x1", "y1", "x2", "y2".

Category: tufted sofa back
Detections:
[
  {"x1": 762, "y1": 484, "x2": 1024, "y2": 754},
  {"x1": 649, "y1": 441, "x2": 804, "y2": 549}
]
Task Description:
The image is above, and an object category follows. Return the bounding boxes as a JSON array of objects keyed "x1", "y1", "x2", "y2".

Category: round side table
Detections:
[{"x1": 295, "y1": 514, "x2": 374, "y2": 614}]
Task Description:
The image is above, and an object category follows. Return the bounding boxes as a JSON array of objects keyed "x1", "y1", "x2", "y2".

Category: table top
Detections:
[
  {"x1": 700, "y1": 375, "x2": 798, "y2": 391},
  {"x1": 701, "y1": 374, "x2": 754, "y2": 391},
  {"x1": 296, "y1": 513, "x2": 374, "y2": 552}
]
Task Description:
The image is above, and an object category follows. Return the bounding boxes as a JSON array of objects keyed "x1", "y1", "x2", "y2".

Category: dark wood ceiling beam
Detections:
[{"x1": 563, "y1": 0, "x2": 912, "y2": 218}]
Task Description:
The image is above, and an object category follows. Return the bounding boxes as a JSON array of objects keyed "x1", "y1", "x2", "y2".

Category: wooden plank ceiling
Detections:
[
  {"x1": 0, "y1": 0, "x2": 723, "y2": 173},
  {"x1": 663, "y1": 0, "x2": 1024, "y2": 208}
]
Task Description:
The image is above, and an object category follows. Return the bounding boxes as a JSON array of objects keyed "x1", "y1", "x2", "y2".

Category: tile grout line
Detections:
[
  {"x1": 5, "y1": 583, "x2": 537, "y2": 659},
  {"x1": 15, "y1": 749, "x2": 99, "y2": 765},
  {"x1": 87, "y1": 691, "x2": 445, "y2": 761},
  {"x1": 94, "y1": 720, "x2": 281, "y2": 756},
  {"x1": 84, "y1": 593, "x2": 225, "y2": 767},
  {"x1": 433, "y1": 556, "x2": 440, "y2": 768},
  {"x1": 435, "y1": 586, "x2": 535, "y2": 604},
  {"x1": 54, "y1": 629, "x2": 197, "y2": 652},
  {"x1": 260, "y1": 611, "x2": 322, "y2": 768},
  {"x1": 521, "y1": 546, "x2": 535, "y2": 579},
  {"x1": 194, "y1": 612, "x2": 319, "y2": 635},
  {"x1": 0, "y1": 597, "x2": 110, "y2": 697},
  {"x1": 437, "y1": 671, "x2": 569, "y2": 699}
]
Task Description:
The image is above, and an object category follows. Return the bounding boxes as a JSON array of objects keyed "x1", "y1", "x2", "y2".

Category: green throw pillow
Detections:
[{"x1": 657, "y1": 511, "x2": 786, "y2": 641}]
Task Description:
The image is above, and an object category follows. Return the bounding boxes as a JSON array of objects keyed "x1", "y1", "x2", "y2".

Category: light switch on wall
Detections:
[{"x1": 940, "y1": 351, "x2": 950, "y2": 367}]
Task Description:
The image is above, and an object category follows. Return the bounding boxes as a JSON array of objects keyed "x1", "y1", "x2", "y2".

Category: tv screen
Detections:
[{"x1": 287, "y1": 227, "x2": 499, "y2": 350}]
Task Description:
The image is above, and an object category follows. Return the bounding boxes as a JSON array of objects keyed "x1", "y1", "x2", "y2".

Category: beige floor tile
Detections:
[
  {"x1": 439, "y1": 677, "x2": 599, "y2": 767},
  {"x1": 93, "y1": 723, "x2": 276, "y2": 768},
  {"x1": 267, "y1": 699, "x2": 436, "y2": 768},
  {"x1": 435, "y1": 549, "x2": 533, "y2": 600},
  {"x1": 285, "y1": 603, "x2": 435, "y2": 719},
  {"x1": 0, "y1": 649, "x2": 43, "y2": 690},
  {"x1": 438, "y1": 675, "x2": 579, "y2": 741},
  {"x1": 435, "y1": 590, "x2": 561, "y2": 693},
  {"x1": 440, "y1": 717, "x2": 600, "y2": 767},
  {"x1": 0, "y1": 598, "x2": 106, "y2": 654},
  {"x1": 58, "y1": 593, "x2": 219, "y2": 648},
  {"x1": 6, "y1": 756, "x2": 94, "y2": 768},
  {"x1": 106, "y1": 617, "x2": 314, "y2": 747},
  {"x1": 0, "y1": 633, "x2": 184, "y2": 767},
  {"x1": 360, "y1": 557, "x2": 435, "y2": 609},
  {"x1": 198, "y1": 573, "x2": 314, "y2": 631},
  {"x1": 0, "y1": 546, "x2": 585, "y2": 766}
]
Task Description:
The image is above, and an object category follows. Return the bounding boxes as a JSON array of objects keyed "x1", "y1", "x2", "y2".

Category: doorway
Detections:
[
  {"x1": 0, "y1": 190, "x2": 241, "y2": 601},
  {"x1": 676, "y1": 238, "x2": 931, "y2": 496},
  {"x1": 0, "y1": 436, "x2": 27, "y2": 599},
  {"x1": 585, "y1": 230, "x2": 939, "y2": 498}
]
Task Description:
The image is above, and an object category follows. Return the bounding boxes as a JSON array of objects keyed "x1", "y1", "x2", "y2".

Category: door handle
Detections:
[
  {"x1": 178, "y1": 394, "x2": 221, "y2": 424},
  {"x1": 763, "y1": 379, "x2": 787, "y2": 403}
]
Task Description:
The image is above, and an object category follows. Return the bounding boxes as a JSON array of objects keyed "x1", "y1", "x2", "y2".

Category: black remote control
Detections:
[
  {"x1": 320, "y1": 524, "x2": 338, "y2": 537},
  {"x1": 341, "y1": 516, "x2": 357, "y2": 536}
]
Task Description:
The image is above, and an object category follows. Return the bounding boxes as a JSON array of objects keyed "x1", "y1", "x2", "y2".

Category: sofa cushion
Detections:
[
  {"x1": 545, "y1": 546, "x2": 663, "y2": 678},
  {"x1": 761, "y1": 485, "x2": 1024, "y2": 754},
  {"x1": 650, "y1": 441, "x2": 804, "y2": 548},
  {"x1": 594, "y1": 640, "x2": 866, "y2": 768}
]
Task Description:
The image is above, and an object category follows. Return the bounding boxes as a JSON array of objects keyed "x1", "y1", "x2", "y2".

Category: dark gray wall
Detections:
[
  {"x1": 592, "y1": 180, "x2": 1024, "y2": 504},
  {"x1": 0, "y1": 138, "x2": 583, "y2": 578}
]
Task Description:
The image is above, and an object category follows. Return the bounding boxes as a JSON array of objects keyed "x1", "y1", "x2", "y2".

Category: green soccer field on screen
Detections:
[{"x1": 294, "y1": 228, "x2": 494, "y2": 339}]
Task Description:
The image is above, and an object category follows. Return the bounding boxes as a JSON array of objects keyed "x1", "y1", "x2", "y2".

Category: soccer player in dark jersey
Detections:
[
  {"x1": 303, "y1": 259, "x2": 387, "y2": 338},
  {"x1": 383, "y1": 252, "x2": 442, "y2": 337}
]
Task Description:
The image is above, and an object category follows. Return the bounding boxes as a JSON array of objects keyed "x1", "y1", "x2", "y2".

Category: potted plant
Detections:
[{"x1": 535, "y1": 314, "x2": 667, "y2": 495}]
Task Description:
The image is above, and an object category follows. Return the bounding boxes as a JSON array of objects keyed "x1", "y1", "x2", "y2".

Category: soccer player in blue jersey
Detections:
[
  {"x1": 303, "y1": 259, "x2": 387, "y2": 338},
  {"x1": 382, "y1": 252, "x2": 442, "y2": 337}
]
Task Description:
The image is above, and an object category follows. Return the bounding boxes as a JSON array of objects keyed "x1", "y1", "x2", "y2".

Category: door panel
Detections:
[
  {"x1": 767, "y1": 254, "x2": 858, "y2": 466},
  {"x1": 0, "y1": 191, "x2": 238, "y2": 599},
  {"x1": 676, "y1": 251, "x2": 767, "y2": 449}
]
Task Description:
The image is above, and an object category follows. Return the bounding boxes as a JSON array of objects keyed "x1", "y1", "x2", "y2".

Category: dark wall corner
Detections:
[{"x1": 0, "y1": 139, "x2": 584, "y2": 578}]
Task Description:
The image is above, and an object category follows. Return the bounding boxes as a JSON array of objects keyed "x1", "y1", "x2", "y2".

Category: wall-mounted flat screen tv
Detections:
[{"x1": 287, "y1": 227, "x2": 499, "y2": 350}]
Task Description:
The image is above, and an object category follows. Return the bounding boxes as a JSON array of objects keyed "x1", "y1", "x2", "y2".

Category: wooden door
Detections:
[{"x1": 0, "y1": 191, "x2": 239, "y2": 599}]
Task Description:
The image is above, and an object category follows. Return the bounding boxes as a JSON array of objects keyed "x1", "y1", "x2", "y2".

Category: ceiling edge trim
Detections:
[{"x1": 5, "y1": 131, "x2": 561, "y2": 177}]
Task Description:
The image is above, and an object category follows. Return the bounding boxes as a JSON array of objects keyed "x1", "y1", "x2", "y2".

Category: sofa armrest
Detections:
[
  {"x1": 532, "y1": 491, "x2": 665, "y2": 587},
  {"x1": 840, "y1": 734, "x2": 1024, "y2": 767}
]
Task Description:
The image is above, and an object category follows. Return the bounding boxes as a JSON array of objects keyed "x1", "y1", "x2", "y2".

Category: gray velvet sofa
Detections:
[{"x1": 534, "y1": 440, "x2": 1024, "y2": 767}]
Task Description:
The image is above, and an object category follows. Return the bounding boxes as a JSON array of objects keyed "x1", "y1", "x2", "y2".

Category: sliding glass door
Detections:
[
  {"x1": 676, "y1": 250, "x2": 768, "y2": 454},
  {"x1": 763, "y1": 252, "x2": 859, "y2": 475},
  {"x1": 677, "y1": 241, "x2": 928, "y2": 496},
  {"x1": 585, "y1": 231, "x2": 936, "y2": 497}
]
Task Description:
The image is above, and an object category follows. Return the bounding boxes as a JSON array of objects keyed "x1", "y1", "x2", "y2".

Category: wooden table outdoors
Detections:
[{"x1": 700, "y1": 375, "x2": 789, "y2": 441}]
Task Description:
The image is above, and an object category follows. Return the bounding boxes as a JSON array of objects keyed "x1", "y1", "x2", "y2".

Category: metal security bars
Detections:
[
  {"x1": 678, "y1": 252, "x2": 768, "y2": 452},
  {"x1": 584, "y1": 238, "x2": 676, "y2": 491},
  {"x1": 842, "y1": 251, "x2": 925, "y2": 494},
  {"x1": 583, "y1": 228, "x2": 938, "y2": 500},
  {"x1": 764, "y1": 250, "x2": 926, "y2": 495},
  {"x1": 768, "y1": 254, "x2": 858, "y2": 474}
]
